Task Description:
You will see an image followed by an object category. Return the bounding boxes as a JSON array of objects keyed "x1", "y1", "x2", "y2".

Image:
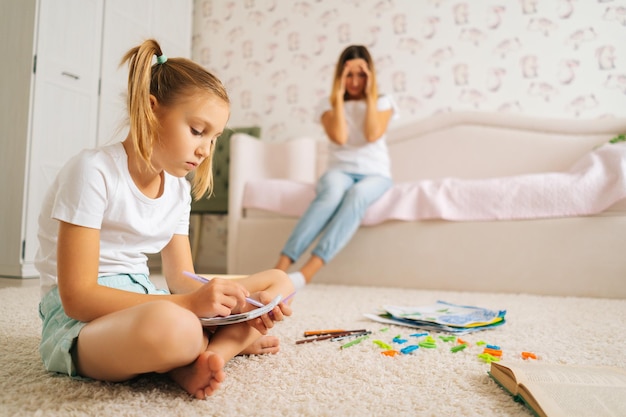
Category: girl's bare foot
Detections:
[
  {"x1": 168, "y1": 350, "x2": 225, "y2": 399},
  {"x1": 239, "y1": 335, "x2": 280, "y2": 355}
]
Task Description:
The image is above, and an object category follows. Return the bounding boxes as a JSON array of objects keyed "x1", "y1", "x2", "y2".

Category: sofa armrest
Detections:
[{"x1": 227, "y1": 133, "x2": 318, "y2": 273}]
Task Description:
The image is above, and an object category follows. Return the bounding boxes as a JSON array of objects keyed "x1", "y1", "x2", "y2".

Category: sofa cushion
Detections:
[
  {"x1": 242, "y1": 142, "x2": 626, "y2": 224},
  {"x1": 243, "y1": 178, "x2": 626, "y2": 225},
  {"x1": 244, "y1": 179, "x2": 455, "y2": 225}
]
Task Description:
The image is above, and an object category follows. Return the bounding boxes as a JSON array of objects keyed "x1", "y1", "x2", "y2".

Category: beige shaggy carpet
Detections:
[{"x1": 1, "y1": 280, "x2": 625, "y2": 417}]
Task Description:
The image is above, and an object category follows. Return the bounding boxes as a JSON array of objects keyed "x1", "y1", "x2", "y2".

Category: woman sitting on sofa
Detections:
[{"x1": 274, "y1": 44, "x2": 399, "y2": 288}]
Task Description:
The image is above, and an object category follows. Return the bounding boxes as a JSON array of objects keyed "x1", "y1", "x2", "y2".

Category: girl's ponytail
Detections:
[
  {"x1": 120, "y1": 39, "x2": 229, "y2": 200},
  {"x1": 120, "y1": 40, "x2": 162, "y2": 172}
]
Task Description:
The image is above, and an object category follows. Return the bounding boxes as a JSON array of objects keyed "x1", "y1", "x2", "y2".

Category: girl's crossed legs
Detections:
[
  {"x1": 76, "y1": 298, "x2": 274, "y2": 399},
  {"x1": 70, "y1": 271, "x2": 292, "y2": 400}
]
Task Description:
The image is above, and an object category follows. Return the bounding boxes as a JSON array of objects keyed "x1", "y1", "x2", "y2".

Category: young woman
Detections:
[
  {"x1": 275, "y1": 45, "x2": 398, "y2": 287},
  {"x1": 35, "y1": 39, "x2": 293, "y2": 400}
]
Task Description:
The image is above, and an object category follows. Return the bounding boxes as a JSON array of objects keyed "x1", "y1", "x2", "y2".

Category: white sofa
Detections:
[{"x1": 227, "y1": 112, "x2": 626, "y2": 298}]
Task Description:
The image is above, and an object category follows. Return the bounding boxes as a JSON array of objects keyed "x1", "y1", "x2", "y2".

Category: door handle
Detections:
[{"x1": 61, "y1": 71, "x2": 80, "y2": 80}]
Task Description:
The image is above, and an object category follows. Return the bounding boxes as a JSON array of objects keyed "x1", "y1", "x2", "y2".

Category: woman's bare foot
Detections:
[
  {"x1": 239, "y1": 335, "x2": 280, "y2": 355},
  {"x1": 168, "y1": 350, "x2": 225, "y2": 399}
]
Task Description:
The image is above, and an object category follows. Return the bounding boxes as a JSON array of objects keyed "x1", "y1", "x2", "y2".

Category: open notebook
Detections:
[{"x1": 199, "y1": 295, "x2": 282, "y2": 326}]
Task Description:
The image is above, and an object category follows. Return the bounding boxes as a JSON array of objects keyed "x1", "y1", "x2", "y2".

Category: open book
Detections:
[{"x1": 489, "y1": 361, "x2": 626, "y2": 417}]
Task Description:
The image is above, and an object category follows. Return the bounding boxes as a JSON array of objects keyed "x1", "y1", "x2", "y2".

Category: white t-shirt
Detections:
[
  {"x1": 315, "y1": 94, "x2": 399, "y2": 177},
  {"x1": 35, "y1": 142, "x2": 191, "y2": 297}
]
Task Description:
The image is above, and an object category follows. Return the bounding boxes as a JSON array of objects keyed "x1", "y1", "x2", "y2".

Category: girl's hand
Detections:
[
  {"x1": 190, "y1": 278, "x2": 249, "y2": 318},
  {"x1": 359, "y1": 61, "x2": 373, "y2": 98},
  {"x1": 246, "y1": 291, "x2": 293, "y2": 335},
  {"x1": 334, "y1": 64, "x2": 350, "y2": 104}
]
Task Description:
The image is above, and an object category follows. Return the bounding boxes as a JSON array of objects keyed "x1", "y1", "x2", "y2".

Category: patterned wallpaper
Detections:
[{"x1": 192, "y1": 0, "x2": 626, "y2": 141}]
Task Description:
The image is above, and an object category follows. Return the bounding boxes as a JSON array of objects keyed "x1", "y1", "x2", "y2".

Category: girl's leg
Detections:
[
  {"x1": 239, "y1": 335, "x2": 281, "y2": 355},
  {"x1": 75, "y1": 300, "x2": 224, "y2": 398},
  {"x1": 312, "y1": 174, "x2": 392, "y2": 265},
  {"x1": 205, "y1": 321, "x2": 270, "y2": 362},
  {"x1": 167, "y1": 350, "x2": 225, "y2": 399},
  {"x1": 279, "y1": 170, "x2": 354, "y2": 263},
  {"x1": 76, "y1": 300, "x2": 204, "y2": 379},
  {"x1": 222, "y1": 268, "x2": 293, "y2": 355},
  {"x1": 75, "y1": 270, "x2": 292, "y2": 399}
]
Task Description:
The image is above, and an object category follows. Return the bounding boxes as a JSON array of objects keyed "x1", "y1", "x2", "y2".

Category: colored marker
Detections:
[
  {"x1": 478, "y1": 353, "x2": 500, "y2": 363},
  {"x1": 331, "y1": 331, "x2": 372, "y2": 342},
  {"x1": 400, "y1": 345, "x2": 420, "y2": 354},
  {"x1": 340, "y1": 335, "x2": 369, "y2": 349},
  {"x1": 304, "y1": 329, "x2": 367, "y2": 337},
  {"x1": 295, "y1": 333, "x2": 351, "y2": 344},
  {"x1": 483, "y1": 347, "x2": 502, "y2": 357},
  {"x1": 373, "y1": 340, "x2": 393, "y2": 350},
  {"x1": 451, "y1": 344, "x2": 467, "y2": 353}
]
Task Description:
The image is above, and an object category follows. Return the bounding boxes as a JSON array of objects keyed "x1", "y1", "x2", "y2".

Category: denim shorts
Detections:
[{"x1": 38, "y1": 274, "x2": 169, "y2": 378}]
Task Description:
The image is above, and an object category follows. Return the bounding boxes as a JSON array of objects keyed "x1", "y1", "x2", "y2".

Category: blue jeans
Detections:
[{"x1": 281, "y1": 169, "x2": 392, "y2": 264}]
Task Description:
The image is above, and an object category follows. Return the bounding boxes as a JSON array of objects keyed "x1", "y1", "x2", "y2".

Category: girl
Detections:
[
  {"x1": 35, "y1": 39, "x2": 293, "y2": 400},
  {"x1": 275, "y1": 45, "x2": 398, "y2": 287}
]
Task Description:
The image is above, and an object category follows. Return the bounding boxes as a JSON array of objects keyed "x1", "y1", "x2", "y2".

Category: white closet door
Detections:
[
  {"x1": 23, "y1": 0, "x2": 103, "y2": 264},
  {"x1": 98, "y1": 0, "x2": 192, "y2": 145}
]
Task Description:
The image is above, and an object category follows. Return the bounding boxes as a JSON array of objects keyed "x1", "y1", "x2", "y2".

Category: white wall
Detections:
[{"x1": 192, "y1": 0, "x2": 626, "y2": 141}]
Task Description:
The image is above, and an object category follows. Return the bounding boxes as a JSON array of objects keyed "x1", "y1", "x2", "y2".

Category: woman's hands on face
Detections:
[
  {"x1": 341, "y1": 58, "x2": 370, "y2": 100},
  {"x1": 335, "y1": 64, "x2": 350, "y2": 102},
  {"x1": 358, "y1": 60, "x2": 373, "y2": 97}
]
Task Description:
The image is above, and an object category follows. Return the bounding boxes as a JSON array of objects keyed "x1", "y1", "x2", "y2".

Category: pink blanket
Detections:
[{"x1": 242, "y1": 143, "x2": 626, "y2": 225}]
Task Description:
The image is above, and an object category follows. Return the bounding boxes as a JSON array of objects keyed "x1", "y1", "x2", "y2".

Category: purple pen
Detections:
[
  {"x1": 183, "y1": 270, "x2": 209, "y2": 283},
  {"x1": 283, "y1": 291, "x2": 296, "y2": 303}
]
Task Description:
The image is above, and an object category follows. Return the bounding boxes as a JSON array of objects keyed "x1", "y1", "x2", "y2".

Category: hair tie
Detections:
[{"x1": 156, "y1": 54, "x2": 168, "y2": 64}]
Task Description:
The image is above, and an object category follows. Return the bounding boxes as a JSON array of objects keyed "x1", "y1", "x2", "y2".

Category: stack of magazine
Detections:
[{"x1": 364, "y1": 300, "x2": 506, "y2": 334}]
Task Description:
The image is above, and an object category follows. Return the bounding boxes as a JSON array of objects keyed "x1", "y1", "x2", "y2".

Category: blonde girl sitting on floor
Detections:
[{"x1": 35, "y1": 39, "x2": 293, "y2": 400}]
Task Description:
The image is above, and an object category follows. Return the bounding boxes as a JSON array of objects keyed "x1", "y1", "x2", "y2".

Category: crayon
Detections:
[{"x1": 340, "y1": 335, "x2": 369, "y2": 349}]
